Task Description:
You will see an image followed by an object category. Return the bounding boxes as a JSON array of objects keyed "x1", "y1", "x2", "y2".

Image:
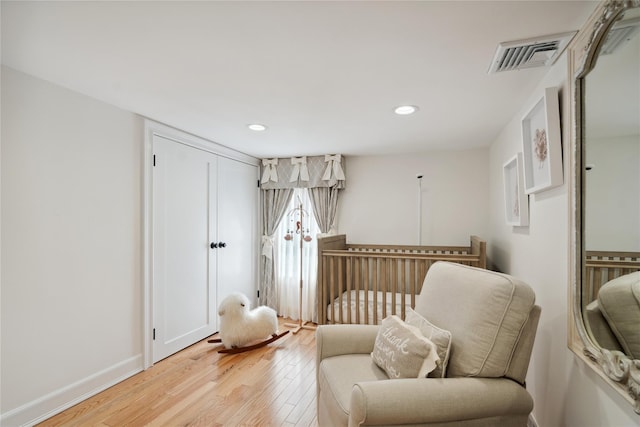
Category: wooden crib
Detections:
[
  {"x1": 583, "y1": 250, "x2": 640, "y2": 308},
  {"x1": 316, "y1": 235, "x2": 486, "y2": 325}
]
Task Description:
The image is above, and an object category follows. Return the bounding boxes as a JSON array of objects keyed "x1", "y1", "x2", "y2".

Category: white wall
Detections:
[
  {"x1": 338, "y1": 150, "x2": 489, "y2": 246},
  {"x1": 488, "y1": 55, "x2": 638, "y2": 426},
  {"x1": 1, "y1": 67, "x2": 144, "y2": 425},
  {"x1": 585, "y1": 135, "x2": 640, "y2": 252}
]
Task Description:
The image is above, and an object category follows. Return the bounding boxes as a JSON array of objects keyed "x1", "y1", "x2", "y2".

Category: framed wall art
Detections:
[
  {"x1": 503, "y1": 152, "x2": 529, "y2": 226},
  {"x1": 521, "y1": 86, "x2": 563, "y2": 194}
]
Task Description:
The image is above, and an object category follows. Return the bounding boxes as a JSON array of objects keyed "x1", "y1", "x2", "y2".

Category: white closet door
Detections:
[
  {"x1": 152, "y1": 136, "x2": 217, "y2": 362},
  {"x1": 216, "y1": 156, "x2": 259, "y2": 306}
]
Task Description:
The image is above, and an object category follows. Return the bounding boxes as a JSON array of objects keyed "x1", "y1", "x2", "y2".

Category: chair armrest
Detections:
[
  {"x1": 315, "y1": 324, "x2": 380, "y2": 404},
  {"x1": 316, "y1": 324, "x2": 379, "y2": 363},
  {"x1": 349, "y1": 377, "x2": 533, "y2": 426}
]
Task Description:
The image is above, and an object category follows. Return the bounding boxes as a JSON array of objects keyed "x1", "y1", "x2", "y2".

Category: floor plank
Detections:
[{"x1": 37, "y1": 319, "x2": 318, "y2": 427}]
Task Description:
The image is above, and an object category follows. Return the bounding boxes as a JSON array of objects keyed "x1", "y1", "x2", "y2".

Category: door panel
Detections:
[
  {"x1": 152, "y1": 136, "x2": 217, "y2": 362},
  {"x1": 217, "y1": 157, "x2": 259, "y2": 306}
]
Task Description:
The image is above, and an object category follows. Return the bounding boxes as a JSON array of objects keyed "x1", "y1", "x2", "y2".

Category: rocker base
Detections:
[
  {"x1": 208, "y1": 330, "x2": 290, "y2": 354},
  {"x1": 284, "y1": 320, "x2": 317, "y2": 334}
]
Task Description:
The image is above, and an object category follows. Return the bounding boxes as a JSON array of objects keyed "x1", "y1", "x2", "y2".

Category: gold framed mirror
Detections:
[{"x1": 569, "y1": 0, "x2": 640, "y2": 413}]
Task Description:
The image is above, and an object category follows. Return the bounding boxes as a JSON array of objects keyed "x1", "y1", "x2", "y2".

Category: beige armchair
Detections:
[{"x1": 316, "y1": 261, "x2": 541, "y2": 427}]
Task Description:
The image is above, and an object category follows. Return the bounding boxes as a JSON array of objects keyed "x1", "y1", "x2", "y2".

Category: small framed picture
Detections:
[
  {"x1": 503, "y1": 153, "x2": 529, "y2": 226},
  {"x1": 521, "y1": 87, "x2": 563, "y2": 194}
]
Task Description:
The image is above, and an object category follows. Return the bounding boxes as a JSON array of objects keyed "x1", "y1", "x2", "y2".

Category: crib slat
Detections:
[
  {"x1": 607, "y1": 258, "x2": 615, "y2": 282},
  {"x1": 399, "y1": 258, "x2": 406, "y2": 319},
  {"x1": 410, "y1": 259, "x2": 417, "y2": 309},
  {"x1": 329, "y1": 256, "x2": 335, "y2": 324},
  {"x1": 391, "y1": 258, "x2": 397, "y2": 317},
  {"x1": 363, "y1": 258, "x2": 369, "y2": 325},
  {"x1": 321, "y1": 256, "x2": 327, "y2": 324},
  {"x1": 593, "y1": 268, "x2": 602, "y2": 303},
  {"x1": 355, "y1": 256, "x2": 361, "y2": 324},
  {"x1": 584, "y1": 265, "x2": 594, "y2": 308},
  {"x1": 346, "y1": 256, "x2": 352, "y2": 324},
  {"x1": 338, "y1": 258, "x2": 344, "y2": 324},
  {"x1": 381, "y1": 258, "x2": 388, "y2": 320},
  {"x1": 373, "y1": 258, "x2": 379, "y2": 325}
]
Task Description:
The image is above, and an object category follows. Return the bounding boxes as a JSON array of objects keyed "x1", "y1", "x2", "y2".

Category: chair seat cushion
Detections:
[
  {"x1": 585, "y1": 300, "x2": 623, "y2": 352},
  {"x1": 318, "y1": 354, "x2": 388, "y2": 424}
]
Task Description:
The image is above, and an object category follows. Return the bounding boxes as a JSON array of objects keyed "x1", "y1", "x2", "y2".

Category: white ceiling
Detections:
[{"x1": 1, "y1": 1, "x2": 598, "y2": 159}]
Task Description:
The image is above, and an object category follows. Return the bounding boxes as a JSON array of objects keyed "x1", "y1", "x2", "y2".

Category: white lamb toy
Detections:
[{"x1": 218, "y1": 292, "x2": 280, "y2": 349}]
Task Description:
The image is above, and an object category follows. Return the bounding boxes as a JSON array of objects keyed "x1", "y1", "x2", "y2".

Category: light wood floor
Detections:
[{"x1": 38, "y1": 319, "x2": 318, "y2": 427}]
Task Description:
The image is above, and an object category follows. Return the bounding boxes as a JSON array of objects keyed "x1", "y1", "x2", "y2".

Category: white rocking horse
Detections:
[{"x1": 208, "y1": 292, "x2": 289, "y2": 354}]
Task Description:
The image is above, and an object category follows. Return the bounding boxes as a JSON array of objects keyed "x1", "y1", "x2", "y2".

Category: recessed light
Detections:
[
  {"x1": 248, "y1": 124, "x2": 267, "y2": 131},
  {"x1": 394, "y1": 105, "x2": 419, "y2": 115}
]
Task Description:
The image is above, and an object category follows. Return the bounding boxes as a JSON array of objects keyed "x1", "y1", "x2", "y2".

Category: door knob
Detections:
[
  {"x1": 210, "y1": 242, "x2": 218, "y2": 249},
  {"x1": 218, "y1": 242, "x2": 227, "y2": 248}
]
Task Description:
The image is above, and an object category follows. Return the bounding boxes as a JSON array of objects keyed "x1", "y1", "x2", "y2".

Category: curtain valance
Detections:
[{"x1": 260, "y1": 154, "x2": 346, "y2": 189}]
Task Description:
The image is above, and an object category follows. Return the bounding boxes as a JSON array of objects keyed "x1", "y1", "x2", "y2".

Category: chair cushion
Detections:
[
  {"x1": 585, "y1": 300, "x2": 623, "y2": 352},
  {"x1": 371, "y1": 315, "x2": 439, "y2": 378},
  {"x1": 405, "y1": 307, "x2": 452, "y2": 378},
  {"x1": 318, "y1": 354, "x2": 388, "y2": 425},
  {"x1": 415, "y1": 262, "x2": 536, "y2": 378},
  {"x1": 598, "y1": 271, "x2": 640, "y2": 359}
]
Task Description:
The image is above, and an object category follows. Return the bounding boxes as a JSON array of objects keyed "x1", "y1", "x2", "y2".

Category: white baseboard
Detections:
[
  {"x1": 528, "y1": 413, "x2": 539, "y2": 427},
  {"x1": 1, "y1": 354, "x2": 143, "y2": 427}
]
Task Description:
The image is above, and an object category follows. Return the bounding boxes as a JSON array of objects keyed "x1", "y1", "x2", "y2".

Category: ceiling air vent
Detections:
[
  {"x1": 599, "y1": 16, "x2": 640, "y2": 55},
  {"x1": 488, "y1": 31, "x2": 576, "y2": 74}
]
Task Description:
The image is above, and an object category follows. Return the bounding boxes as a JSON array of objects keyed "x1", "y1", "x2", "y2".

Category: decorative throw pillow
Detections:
[
  {"x1": 405, "y1": 307, "x2": 452, "y2": 378},
  {"x1": 371, "y1": 315, "x2": 440, "y2": 379}
]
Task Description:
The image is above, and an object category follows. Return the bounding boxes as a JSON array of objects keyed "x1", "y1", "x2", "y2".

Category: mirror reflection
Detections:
[{"x1": 583, "y1": 6, "x2": 640, "y2": 358}]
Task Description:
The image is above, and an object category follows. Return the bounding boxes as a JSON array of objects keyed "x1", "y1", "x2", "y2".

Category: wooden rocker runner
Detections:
[{"x1": 208, "y1": 330, "x2": 290, "y2": 354}]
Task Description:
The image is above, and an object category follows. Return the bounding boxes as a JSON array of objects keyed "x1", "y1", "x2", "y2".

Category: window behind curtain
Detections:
[{"x1": 273, "y1": 188, "x2": 320, "y2": 322}]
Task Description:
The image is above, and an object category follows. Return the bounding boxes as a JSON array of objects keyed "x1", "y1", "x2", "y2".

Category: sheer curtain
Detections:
[{"x1": 274, "y1": 188, "x2": 320, "y2": 322}]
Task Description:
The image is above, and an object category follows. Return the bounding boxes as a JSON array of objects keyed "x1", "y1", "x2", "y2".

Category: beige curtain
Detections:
[
  {"x1": 308, "y1": 186, "x2": 340, "y2": 234},
  {"x1": 260, "y1": 188, "x2": 293, "y2": 309}
]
